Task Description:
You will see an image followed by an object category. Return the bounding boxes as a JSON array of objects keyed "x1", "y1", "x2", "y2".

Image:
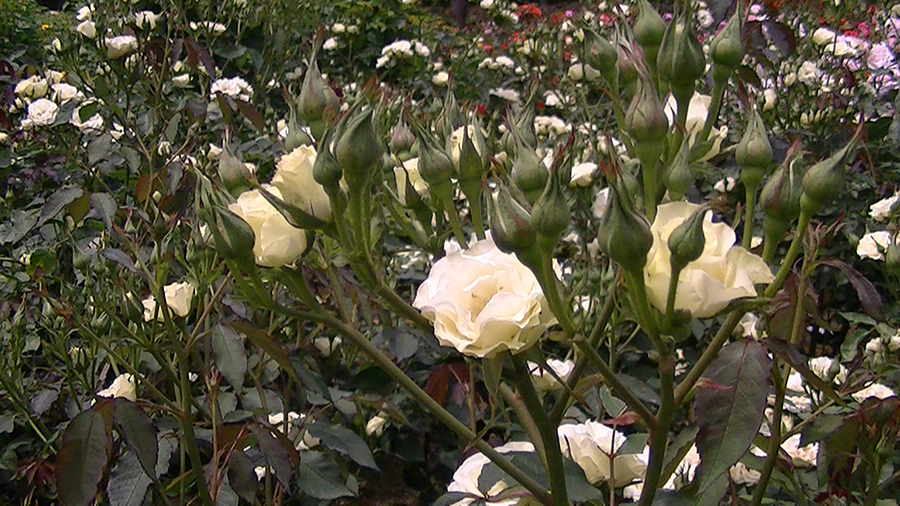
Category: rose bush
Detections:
[
  {"x1": 229, "y1": 186, "x2": 309, "y2": 268},
  {"x1": 413, "y1": 235, "x2": 555, "y2": 358},
  {"x1": 644, "y1": 202, "x2": 774, "y2": 318}
]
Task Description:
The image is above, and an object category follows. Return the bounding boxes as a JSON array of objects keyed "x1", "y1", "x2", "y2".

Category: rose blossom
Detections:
[
  {"x1": 105, "y1": 35, "x2": 138, "y2": 59},
  {"x1": 21, "y1": 99, "x2": 59, "y2": 129},
  {"x1": 869, "y1": 192, "x2": 900, "y2": 220},
  {"x1": 643, "y1": 202, "x2": 774, "y2": 318},
  {"x1": 392, "y1": 157, "x2": 429, "y2": 207},
  {"x1": 142, "y1": 281, "x2": 195, "y2": 321},
  {"x1": 270, "y1": 145, "x2": 332, "y2": 222},
  {"x1": 857, "y1": 231, "x2": 897, "y2": 261},
  {"x1": 447, "y1": 441, "x2": 537, "y2": 506},
  {"x1": 413, "y1": 235, "x2": 555, "y2": 358},
  {"x1": 95, "y1": 373, "x2": 137, "y2": 402},
  {"x1": 664, "y1": 93, "x2": 728, "y2": 161},
  {"x1": 228, "y1": 186, "x2": 309, "y2": 267},
  {"x1": 528, "y1": 358, "x2": 576, "y2": 391},
  {"x1": 558, "y1": 421, "x2": 647, "y2": 486}
]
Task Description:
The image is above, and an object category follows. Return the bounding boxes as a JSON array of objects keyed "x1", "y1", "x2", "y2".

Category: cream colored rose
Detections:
[
  {"x1": 870, "y1": 192, "x2": 900, "y2": 221},
  {"x1": 105, "y1": 35, "x2": 138, "y2": 59},
  {"x1": 271, "y1": 145, "x2": 332, "y2": 222},
  {"x1": 142, "y1": 281, "x2": 195, "y2": 321},
  {"x1": 528, "y1": 358, "x2": 576, "y2": 392},
  {"x1": 96, "y1": 373, "x2": 137, "y2": 402},
  {"x1": 21, "y1": 99, "x2": 59, "y2": 129},
  {"x1": 558, "y1": 421, "x2": 646, "y2": 487},
  {"x1": 644, "y1": 202, "x2": 774, "y2": 318},
  {"x1": 664, "y1": 93, "x2": 728, "y2": 161},
  {"x1": 447, "y1": 441, "x2": 540, "y2": 506},
  {"x1": 569, "y1": 162, "x2": 597, "y2": 187},
  {"x1": 413, "y1": 235, "x2": 554, "y2": 358},
  {"x1": 365, "y1": 413, "x2": 388, "y2": 436},
  {"x1": 76, "y1": 20, "x2": 97, "y2": 38},
  {"x1": 229, "y1": 186, "x2": 308, "y2": 267},
  {"x1": 857, "y1": 231, "x2": 897, "y2": 260},
  {"x1": 393, "y1": 157, "x2": 429, "y2": 206}
]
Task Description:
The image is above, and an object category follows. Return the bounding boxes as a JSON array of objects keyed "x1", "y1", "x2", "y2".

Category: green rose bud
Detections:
[
  {"x1": 634, "y1": 0, "x2": 666, "y2": 65},
  {"x1": 597, "y1": 177, "x2": 653, "y2": 273},
  {"x1": 218, "y1": 140, "x2": 251, "y2": 192},
  {"x1": 624, "y1": 77, "x2": 669, "y2": 143},
  {"x1": 209, "y1": 205, "x2": 256, "y2": 267},
  {"x1": 584, "y1": 27, "x2": 618, "y2": 78},
  {"x1": 617, "y1": 44, "x2": 639, "y2": 98},
  {"x1": 664, "y1": 140, "x2": 694, "y2": 201},
  {"x1": 736, "y1": 108, "x2": 773, "y2": 175},
  {"x1": 284, "y1": 107, "x2": 314, "y2": 152},
  {"x1": 390, "y1": 118, "x2": 416, "y2": 155},
  {"x1": 335, "y1": 109, "x2": 383, "y2": 193},
  {"x1": 667, "y1": 205, "x2": 708, "y2": 271},
  {"x1": 657, "y1": 4, "x2": 706, "y2": 95},
  {"x1": 512, "y1": 146, "x2": 549, "y2": 205},
  {"x1": 531, "y1": 165, "x2": 571, "y2": 247},
  {"x1": 488, "y1": 183, "x2": 536, "y2": 255},
  {"x1": 709, "y1": 8, "x2": 744, "y2": 79},
  {"x1": 418, "y1": 139, "x2": 455, "y2": 186},
  {"x1": 800, "y1": 127, "x2": 861, "y2": 215},
  {"x1": 458, "y1": 122, "x2": 486, "y2": 182},
  {"x1": 298, "y1": 53, "x2": 339, "y2": 127}
]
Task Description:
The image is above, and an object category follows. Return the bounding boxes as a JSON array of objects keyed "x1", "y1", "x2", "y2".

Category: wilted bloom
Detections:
[
  {"x1": 413, "y1": 235, "x2": 555, "y2": 358},
  {"x1": 96, "y1": 373, "x2": 137, "y2": 402},
  {"x1": 142, "y1": 281, "x2": 195, "y2": 321},
  {"x1": 105, "y1": 35, "x2": 138, "y2": 59},
  {"x1": 644, "y1": 202, "x2": 774, "y2": 318},
  {"x1": 314, "y1": 337, "x2": 342, "y2": 357}
]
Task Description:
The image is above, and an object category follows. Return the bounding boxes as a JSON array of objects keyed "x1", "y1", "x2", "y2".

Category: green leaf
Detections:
[
  {"x1": 653, "y1": 490, "x2": 691, "y2": 506},
  {"x1": 107, "y1": 451, "x2": 151, "y2": 506},
  {"x1": 233, "y1": 99, "x2": 265, "y2": 131},
  {"x1": 89, "y1": 193, "x2": 117, "y2": 231},
  {"x1": 38, "y1": 186, "x2": 84, "y2": 227},
  {"x1": 691, "y1": 473, "x2": 728, "y2": 506},
  {"x1": 0, "y1": 414, "x2": 14, "y2": 434},
  {"x1": 483, "y1": 355, "x2": 503, "y2": 402},
  {"x1": 761, "y1": 338, "x2": 844, "y2": 406},
  {"x1": 100, "y1": 249, "x2": 137, "y2": 273},
  {"x1": 306, "y1": 423, "x2": 378, "y2": 470},
  {"x1": 229, "y1": 321, "x2": 297, "y2": 383},
  {"x1": 249, "y1": 423, "x2": 294, "y2": 491},
  {"x1": 113, "y1": 399, "x2": 158, "y2": 481},
  {"x1": 56, "y1": 408, "x2": 112, "y2": 506},
  {"x1": 296, "y1": 451, "x2": 356, "y2": 500},
  {"x1": 293, "y1": 359, "x2": 332, "y2": 404},
  {"x1": 693, "y1": 340, "x2": 771, "y2": 494},
  {"x1": 226, "y1": 451, "x2": 259, "y2": 503},
  {"x1": 0, "y1": 208, "x2": 39, "y2": 245},
  {"x1": 800, "y1": 413, "x2": 845, "y2": 446},
  {"x1": 479, "y1": 450, "x2": 603, "y2": 503},
  {"x1": 433, "y1": 492, "x2": 477, "y2": 506},
  {"x1": 164, "y1": 113, "x2": 181, "y2": 142},
  {"x1": 212, "y1": 324, "x2": 248, "y2": 389}
]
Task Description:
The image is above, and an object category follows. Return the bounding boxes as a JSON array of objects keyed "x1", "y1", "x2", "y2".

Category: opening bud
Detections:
[
  {"x1": 390, "y1": 117, "x2": 416, "y2": 156},
  {"x1": 760, "y1": 142, "x2": 804, "y2": 222},
  {"x1": 298, "y1": 51, "x2": 339, "y2": 126},
  {"x1": 284, "y1": 107, "x2": 314, "y2": 152},
  {"x1": 617, "y1": 44, "x2": 639, "y2": 98},
  {"x1": 458, "y1": 121, "x2": 486, "y2": 182},
  {"x1": 488, "y1": 183, "x2": 536, "y2": 255},
  {"x1": 418, "y1": 139, "x2": 455, "y2": 186}
]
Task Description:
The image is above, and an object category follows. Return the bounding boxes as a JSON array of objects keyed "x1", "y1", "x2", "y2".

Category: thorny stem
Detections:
[
  {"x1": 279, "y1": 271, "x2": 555, "y2": 505},
  {"x1": 499, "y1": 383, "x2": 547, "y2": 465}
]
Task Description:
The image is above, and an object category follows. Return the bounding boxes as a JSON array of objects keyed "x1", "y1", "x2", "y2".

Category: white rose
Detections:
[
  {"x1": 52, "y1": 83, "x2": 83, "y2": 104},
  {"x1": 432, "y1": 71, "x2": 449, "y2": 86},
  {"x1": 229, "y1": 186, "x2": 309, "y2": 267},
  {"x1": 413, "y1": 235, "x2": 555, "y2": 358},
  {"x1": 76, "y1": 4, "x2": 94, "y2": 21},
  {"x1": 781, "y1": 434, "x2": 818, "y2": 467},
  {"x1": 664, "y1": 93, "x2": 727, "y2": 161},
  {"x1": 172, "y1": 73, "x2": 191, "y2": 87},
  {"x1": 868, "y1": 43, "x2": 895, "y2": 70},
  {"x1": 558, "y1": 421, "x2": 647, "y2": 486},
  {"x1": 190, "y1": 21, "x2": 227, "y2": 35},
  {"x1": 852, "y1": 382, "x2": 895, "y2": 403},
  {"x1": 323, "y1": 37, "x2": 338, "y2": 50},
  {"x1": 644, "y1": 202, "x2": 774, "y2": 318},
  {"x1": 76, "y1": 20, "x2": 97, "y2": 39},
  {"x1": 22, "y1": 98, "x2": 59, "y2": 129},
  {"x1": 142, "y1": 281, "x2": 195, "y2": 321},
  {"x1": 570, "y1": 162, "x2": 597, "y2": 187},
  {"x1": 332, "y1": 23, "x2": 346, "y2": 33},
  {"x1": 447, "y1": 441, "x2": 538, "y2": 506},
  {"x1": 365, "y1": 413, "x2": 387, "y2": 436},
  {"x1": 808, "y1": 356, "x2": 847, "y2": 385},
  {"x1": 271, "y1": 145, "x2": 332, "y2": 222},
  {"x1": 15, "y1": 76, "x2": 49, "y2": 98},
  {"x1": 313, "y1": 336, "x2": 341, "y2": 357},
  {"x1": 105, "y1": 35, "x2": 138, "y2": 59},
  {"x1": 71, "y1": 109, "x2": 104, "y2": 133},
  {"x1": 393, "y1": 157, "x2": 429, "y2": 207},
  {"x1": 797, "y1": 61, "x2": 821, "y2": 86},
  {"x1": 210, "y1": 77, "x2": 253, "y2": 101},
  {"x1": 857, "y1": 231, "x2": 896, "y2": 260},
  {"x1": 729, "y1": 462, "x2": 761, "y2": 485},
  {"x1": 762, "y1": 88, "x2": 778, "y2": 111},
  {"x1": 812, "y1": 27, "x2": 836, "y2": 46},
  {"x1": 135, "y1": 11, "x2": 161, "y2": 29},
  {"x1": 869, "y1": 192, "x2": 900, "y2": 221},
  {"x1": 96, "y1": 373, "x2": 137, "y2": 402},
  {"x1": 528, "y1": 358, "x2": 575, "y2": 391}
]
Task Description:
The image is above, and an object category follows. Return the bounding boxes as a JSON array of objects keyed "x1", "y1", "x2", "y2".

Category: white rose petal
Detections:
[
  {"x1": 105, "y1": 35, "x2": 138, "y2": 59},
  {"x1": 271, "y1": 145, "x2": 332, "y2": 222},
  {"x1": 665, "y1": 93, "x2": 727, "y2": 161},
  {"x1": 76, "y1": 20, "x2": 97, "y2": 39},
  {"x1": 558, "y1": 421, "x2": 647, "y2": 486},
  {"x1": 96, "y1": 373, "x2": 137, "y2": 402},
  {"x1": 447, "y1": 441, "x2": 536, "y2": 505},
  {"x1": 857, "y1": 231, "x2": 897, "y2": 261},
  {"x1": 142, "y1": 281, "x2": 196, "y2": 321},
  {"x1": 528, "y1": 358, "x2": 575, "y2": 392},
  {"x1": 570, "y1": 162, "x2": 597, "y2": 187},
  {"x1": 22, "y1": 98, "x2": 59, "y2": 129},
  {"x1": 869, "y1": 192, "x2": 900, "y2": 221}
]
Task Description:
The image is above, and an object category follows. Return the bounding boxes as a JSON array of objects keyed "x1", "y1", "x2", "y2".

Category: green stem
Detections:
[
  {"x1": 624, "y1": 270, "x2": 662, "y2": 351},
  {"x1": 548, "y1": 283, "x2": 618, "y2": 426},
  {"x1": 763, "y1": 209, "x2": 811, "y2": 299},
  {"x1": 511, "y1": 355, "x2": 569, "y2": 506},
  {"x1": 499, "y1": 383, "x2": 547, "y2": 465},
  {"x1": 742, "y1": 184, "x2": 758, "y2": 250},
  {"x1": 177, "y1": 348, "x2": 213, "y2": 506},
  {"x1": 575, "y1": 340, "x2": 656, "y2": 428},
  {"x1": 663, "y1": 264, "x2": 683, "y2": 331},
  {"x1": 638, "y1": 357, "x2": 676, "y2": 506},
  {"x1": 698, "y1": 78, "x2": 727, "y2": 144},
  {"x1": 750, "y1": 365, "x2": 785, "y2": 506},
  {"x1": 535, "y1": 249, "x2": 577, "y2": 337},
  {"x1": 279, "y1": 276, "x2": 554, "y2": 505},
  {"x1": 434, "y1": 181, "x2": 468, "y2": 248}
]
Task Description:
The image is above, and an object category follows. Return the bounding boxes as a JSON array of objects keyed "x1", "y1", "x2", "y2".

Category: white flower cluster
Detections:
[
  {"x1": 478, "y1": 55, "x2": 516, "y2": 71},
  {"x1": 375, "y1": 39, "x2": 431, "y2": 69},
  {"x1": 210, "y1": 76, "x2": 253, "y2": 101}
]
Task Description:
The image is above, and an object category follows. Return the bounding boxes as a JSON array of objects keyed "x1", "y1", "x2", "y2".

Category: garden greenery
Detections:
[{"x1": 2, "y1": 0, "x2": 900, "y2": 505}]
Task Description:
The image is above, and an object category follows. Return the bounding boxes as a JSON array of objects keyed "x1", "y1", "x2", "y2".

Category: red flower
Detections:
[
  {"x1": 483, "y1": 44, "x2": 494, "y2": 54},
  {"x1": 550, "y1": 12, "x2": 566, "y2": 25},
  {"x1": 517, "y1": 4, "x2": 542, "y2": 19},
  {"x1": 500, "y1": 42, "x2": 509, "y2": 51},
  {"x1": 476, "y1": 104, "x2": 487, "y2": 115}
]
